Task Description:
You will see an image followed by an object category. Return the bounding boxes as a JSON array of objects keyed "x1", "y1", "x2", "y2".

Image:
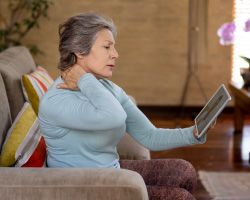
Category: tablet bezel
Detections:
[{"x1": 195, "y1": 84, "x2": 231, "y2": 139}]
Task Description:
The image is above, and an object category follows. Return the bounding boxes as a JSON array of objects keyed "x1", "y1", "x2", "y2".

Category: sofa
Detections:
[{"x1": 0, "y1": 46, "x2": 151, "y2": 200}]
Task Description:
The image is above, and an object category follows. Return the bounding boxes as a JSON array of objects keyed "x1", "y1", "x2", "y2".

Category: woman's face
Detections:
[{"x1": 76, "y1": 29, "x2": 119, "y2": 78}]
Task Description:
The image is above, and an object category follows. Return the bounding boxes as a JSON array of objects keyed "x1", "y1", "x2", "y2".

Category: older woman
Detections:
[{"x1": 38, "y1": 13, "x2": 206, "y2": 200}]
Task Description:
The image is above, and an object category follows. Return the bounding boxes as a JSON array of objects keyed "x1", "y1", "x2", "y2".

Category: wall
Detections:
[{"x1": 9, "y1": 0, "x2": 233, "y2": 106}]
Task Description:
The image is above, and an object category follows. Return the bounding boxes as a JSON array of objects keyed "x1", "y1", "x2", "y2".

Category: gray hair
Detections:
[{"x1": 58, "y1": 13, "x2": 117, "y2": 71}]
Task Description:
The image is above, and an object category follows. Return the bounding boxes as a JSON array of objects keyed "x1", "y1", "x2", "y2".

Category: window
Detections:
[{"x1": 232, "y1": 0, "x2": 250, "y2": 83}]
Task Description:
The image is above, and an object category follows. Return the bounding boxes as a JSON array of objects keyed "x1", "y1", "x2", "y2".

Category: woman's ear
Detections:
[
  {"x1": 75, "y1": 53, "x2": 84, "y2": 59},
  {"x1": 75, "y1": 53, "x2": 86, "y2": 68}
]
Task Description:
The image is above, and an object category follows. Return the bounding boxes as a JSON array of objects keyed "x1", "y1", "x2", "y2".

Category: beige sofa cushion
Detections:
[{"x1": 0, "y1": 168, "x2": 148, "y2": 200}]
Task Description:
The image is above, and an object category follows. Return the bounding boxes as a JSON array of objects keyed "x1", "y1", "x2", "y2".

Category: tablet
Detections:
[{"x1": 195, "y1": 84, "x2": 231, "y2": 138}]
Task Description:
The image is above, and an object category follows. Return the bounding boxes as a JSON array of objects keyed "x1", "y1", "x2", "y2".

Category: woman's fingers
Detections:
[
  {"x1": 57, "y1": 83, "x2": 69, "y2": 89},
  {"x1": 57, "y1": 83, "x2": 78, "y2": 90}
]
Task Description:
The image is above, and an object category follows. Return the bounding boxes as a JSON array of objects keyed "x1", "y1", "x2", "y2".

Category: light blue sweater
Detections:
[{"x1": 38, "y1": 73, "x2": 205, "y2": 168}]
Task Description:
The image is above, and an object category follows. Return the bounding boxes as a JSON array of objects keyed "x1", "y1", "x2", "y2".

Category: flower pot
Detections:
[{"x1": 240, "y1": 68, "x2": 250, "y2": 88}]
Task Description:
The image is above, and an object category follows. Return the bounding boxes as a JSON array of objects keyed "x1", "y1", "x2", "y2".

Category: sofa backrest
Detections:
[
  {"x1": 0, "y1": 46, "x2": 36, "y2": 121},
  {"x1": 0, "y1": 74, "x2": 12, "y2": 151},
  {"x1": 0, "y1": 46, "x2": 36, "y2": 151}
]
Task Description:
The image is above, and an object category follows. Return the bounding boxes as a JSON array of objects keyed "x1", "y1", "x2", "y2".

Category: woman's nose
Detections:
[{"x1": 111, "y1": 47, "x2": 119, "y2": 59}]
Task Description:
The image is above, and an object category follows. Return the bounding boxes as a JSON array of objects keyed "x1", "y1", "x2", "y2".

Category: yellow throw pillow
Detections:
[
  {"x1": 21, "y1": 66, "x2": 54, "y2": 115},
  {"x1": 0, "y1": 102, "x2": 46, "y2": 167}
]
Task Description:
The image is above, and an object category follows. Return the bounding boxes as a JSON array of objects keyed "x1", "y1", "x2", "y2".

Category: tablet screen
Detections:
[{"x1": 195, "y1": 84, "x2": 231, "y2": 138}]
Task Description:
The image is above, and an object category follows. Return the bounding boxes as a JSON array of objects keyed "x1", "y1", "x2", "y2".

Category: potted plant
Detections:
[
  {"x1": 217, "y1": 19, "x2": 250, "y2": 88},
  {"x1": 0, "y1": 0, "x2": 52, "y2": 55}
]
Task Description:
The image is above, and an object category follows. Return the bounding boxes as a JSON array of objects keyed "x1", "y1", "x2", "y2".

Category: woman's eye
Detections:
[{"x1": 104, "y1": 46, "x2": 110, "y2": 49}]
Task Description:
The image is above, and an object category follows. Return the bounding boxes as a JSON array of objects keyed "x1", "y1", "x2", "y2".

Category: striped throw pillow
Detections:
[
  {"x1": 22, "y1": 66, "x2": 54, "y2": 115},
  {"x1": 0, "y1": 102, "x2": 46, "y2": 167}
]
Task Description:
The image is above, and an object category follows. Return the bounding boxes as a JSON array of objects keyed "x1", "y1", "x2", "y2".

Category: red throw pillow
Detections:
[{"x1": 21, "y1": 137, "x2": 46, "y2": 167}]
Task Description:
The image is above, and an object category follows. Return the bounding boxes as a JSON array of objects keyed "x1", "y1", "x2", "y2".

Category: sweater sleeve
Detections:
[
  {"x1": 112, "y1": 83, "x2": 206, "y2": 151},
  {"x1": 39, "y1": 73, "x2": 127, "y2": 131}
]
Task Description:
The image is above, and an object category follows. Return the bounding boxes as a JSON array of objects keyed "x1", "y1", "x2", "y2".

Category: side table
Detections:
[{"x1": 228, "y1": 82, "x2": 250, "y2": 134}]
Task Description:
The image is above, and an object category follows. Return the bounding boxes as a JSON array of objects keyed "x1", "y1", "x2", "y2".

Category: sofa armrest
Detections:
[
  {"x1": 117, "y1": 133, "x2": 150, "y2": 160},
  {"x1": 0, "y1": 168, "x2": 148, "y2": 200}
]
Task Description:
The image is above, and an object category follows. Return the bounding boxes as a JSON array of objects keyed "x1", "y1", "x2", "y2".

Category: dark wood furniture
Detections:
[{"x1": 228, "y1": 82, "x2": 250, "y2": 134}]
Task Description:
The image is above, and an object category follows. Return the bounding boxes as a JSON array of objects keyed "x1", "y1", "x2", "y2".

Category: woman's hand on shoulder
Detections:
[{"x1": 57, "y1": 64, "x2": 86, "y2": 90}]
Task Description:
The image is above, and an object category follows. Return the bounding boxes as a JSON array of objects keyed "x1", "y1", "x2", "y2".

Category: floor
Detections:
[{"x1": 146, "y1": 113, "x2": 250, "y2": 200}]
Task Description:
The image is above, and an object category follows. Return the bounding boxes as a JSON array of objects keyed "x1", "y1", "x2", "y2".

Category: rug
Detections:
[{"x1": 199, "y1": 171, "x2": 250, "y2": 200}]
